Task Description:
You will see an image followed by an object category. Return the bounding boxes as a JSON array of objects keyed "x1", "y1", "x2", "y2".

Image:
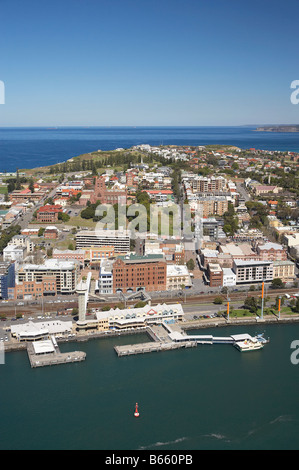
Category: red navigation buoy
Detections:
[{"x1": 134, "y1": 402, "x2": 139, "y2": 417}]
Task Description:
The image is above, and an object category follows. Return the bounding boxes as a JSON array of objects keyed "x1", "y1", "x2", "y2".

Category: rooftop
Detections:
[
  {"x1": 258, "y1": 242, "x2": 284, "y2": 251},
  {"x1": 233, "y1": 259, "x2": 273, "y2": 266},
  {"x1": 119, "y1": 254, "x2": 164, "y2": 263}
]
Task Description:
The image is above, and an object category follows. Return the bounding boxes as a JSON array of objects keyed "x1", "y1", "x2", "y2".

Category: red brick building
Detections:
[
  {"x1": 113, "y1": 254, "x2": 166, "y2": 293},
  {"x1": 44, "y1": 226, "x2": 59, "y2": 239},
  {"x1": 37, "y1": 205, "x2": 63, "y2": 223},
  {"x1": 207, "y1": 263, "x2": 223, "y2": 287},
  {"x1": 15, "y1": 277, "x2": 57, "y2": 300},
  {"x1": 95, "y1": 176, "x2": 127, "y2": 205}
]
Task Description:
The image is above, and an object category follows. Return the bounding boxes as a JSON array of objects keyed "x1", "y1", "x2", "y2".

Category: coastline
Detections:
[{"x1": 4, "y1": 313, "x2": 299, "y2": 354}]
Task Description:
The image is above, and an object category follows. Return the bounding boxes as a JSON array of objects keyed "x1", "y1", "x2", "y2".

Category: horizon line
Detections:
[{"x1": 0, "y1": 124, "x2": 296, "y2": 128}]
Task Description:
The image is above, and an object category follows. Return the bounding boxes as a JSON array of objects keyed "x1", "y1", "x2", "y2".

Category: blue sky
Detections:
[{"x1": 0, "y1": 0, "x2": 299, "y2": 126}]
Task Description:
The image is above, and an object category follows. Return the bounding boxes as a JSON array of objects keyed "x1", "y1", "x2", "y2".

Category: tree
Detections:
[
  {"x1": 58, "y1": 212, "x2": 70, "y2": 222},
  {"x1": 80, "y1": 205, "x2": 95, "y2": 219},
  {"x1": 15, "y1": 168, "x2": 21, "y2": 190},
  {"x1": 47, "y1": 247, "x2": 53, "y2": 257},
  {"x1": 186, "y1": 258, "x2": 195, "y2": 271},
  {"x1": 244, "y1": 297, "x2": 258, "y2": 313},
  {"x1": 28, "y1": 178, "x2": 35, "y2": 193},
  {"x1": 134, "y1": 301, "x2": 147, "y2": 308},
  {"x1": 271, "y1": 278, "x2": 284, "y2": 289},
  {"x1": 213, "y1": 296, "x2": 223, "y2": 305}
]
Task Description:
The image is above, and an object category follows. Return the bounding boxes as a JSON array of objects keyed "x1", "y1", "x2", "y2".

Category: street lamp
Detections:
[
  {"x1": 278, "y1": 296, "x2": 282, "y2": 319},
  {"x1": 260, "y1": 281, "x2": 265, "y2": 320},
  {"x1": 227, "y1": 296, "x2": 230, "y2": 321}
]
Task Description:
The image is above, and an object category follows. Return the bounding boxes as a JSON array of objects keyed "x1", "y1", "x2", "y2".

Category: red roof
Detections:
[
  {"x1": 146, "y1": 190, "x2": 173, "y2": 194},
  {"x1": 38, "y1": 204, "x2": 62, "y2": 213}
]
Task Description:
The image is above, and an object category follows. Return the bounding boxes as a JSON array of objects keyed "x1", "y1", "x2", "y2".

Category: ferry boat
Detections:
[{"x1": 234, "y1": 335, "x2": 265, "y2": 352}]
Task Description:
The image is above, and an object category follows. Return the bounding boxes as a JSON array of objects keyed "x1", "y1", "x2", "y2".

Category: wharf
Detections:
[
  {"x1": 114, "y1": 340, "x2": 197, "y2": 357},
  {"x1": 114, "y1": 324, "x2": 197, "y2": 356},
  {"x1": 113, "y1": 323, "x2": 268, "y2": 357},
  {"x1": 27, "y1": 340, "x2": 86, "y2": 368}
]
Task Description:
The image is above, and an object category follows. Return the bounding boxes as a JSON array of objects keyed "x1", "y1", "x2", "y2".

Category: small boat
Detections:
[
  {"x1": 134, "y1": 403, "x2": 140, "y2": 417},
  {"x1": 256, "y1": 333, "x2": 270, "y2": 344}
]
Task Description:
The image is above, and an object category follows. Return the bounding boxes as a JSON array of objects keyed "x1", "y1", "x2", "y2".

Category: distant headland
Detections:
[{"x1": 255, "y1": 125, "x2": 299, "y2": 132}]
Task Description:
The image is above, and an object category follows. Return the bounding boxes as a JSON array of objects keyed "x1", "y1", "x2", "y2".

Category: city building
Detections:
[
  {"x1": 233, "y1": 259, "x2": 273, "y2": 285},
  {"x1": 253, "y1": 185, "x2": 282, "y2": 196},
  {"x1": 3, "y1": 244, "x2": 27, "y2": 262},
  {"x1": 8, "y1": 235, "x2": 34, "y2": 253},
  {"x1": 256, "y1": 242, "x2": 287, "y2": 261},
  {"x1": 0, "y1": 262, "x2": 15, "y2": 300},
  {"x1": 9, "y1": 188, "x2": 46, "y2": 204},
  {"x1": 37, "y1": 205, "x2": 63, "y2": 223},
  {"x1": 207, "y1": 263, "x2": 223, "y2": 287},
  {"x1": 166, "y1": 264, "x2": 192, "y2": 291},
  {"x1": 75, "y1": 229, "x2": 130, "y2": 253},
  {"x1": 97, "y1": 259, "x2": 114, "y2": 295},
  {"x1": 44, "y1": 226, "x2": 59, "y2": 239},
  {"x1": 84, "y1": 245, "x2": 115, "y2": 266},
  {"x1": 192, "y1": 175, "x2": 226, "y2": 193},
  {"x1": 202, "y1": 218, "x2": 220, "y2": 239},
  {"x1": 222, "y1": 268, "x2": 237, "y2": 287},
  {"x1": 196, "y1": 197, "x2": 229, "y2": 217},
  {"x1": 15, "y1": 278, "x2": 55, "y2": 300},
  {"x1": 52, "y1": 249, "x2": 85, "y2": 266},
  {"x1": 95, "y1": 175, "x2": 127, "y2": 205},
  {"x1": 112, "y1": 254, "x2": 166, "y2": 293},
  {"x1": 219, "y1": 242, "x2": 258, "y2": 261},
  {"x1": 11, "y1": 320, "x2": 73, "y2": 342},
  {"x1": 283, "y1": 233, "x2": 299, "y2": 248},
  {"x1": 273, "y1": 260, "x2": 296, "y2": 283},
  {"x1": 16, "y1": 259, "x2": 79, "y2": 296},
  {"x1": 76, "y1": 303, "x2": 184, "y2": 332},
  {"x1": 145, "y1": 189, "x2": 174, "y2": 203}
]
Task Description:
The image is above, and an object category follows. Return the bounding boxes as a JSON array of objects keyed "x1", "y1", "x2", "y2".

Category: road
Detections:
[{"x1": 236, "y1": 182, "x2": 251, "y2": 202}]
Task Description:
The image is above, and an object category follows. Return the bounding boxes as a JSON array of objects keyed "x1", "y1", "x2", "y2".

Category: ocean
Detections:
[
  {"x1": 0, "y1": 323, "x2": 299, "y2": 450},
  {"x1": 0, "y1": 126, "x2": 299, "y2": 172}
]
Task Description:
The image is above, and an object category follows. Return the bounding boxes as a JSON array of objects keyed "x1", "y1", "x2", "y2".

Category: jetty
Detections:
[
  {"x1": 27, "y1": 336, "x2": 86, "y2": 368},
  {"x1": 114, "y1": 339, "x2": 197, "y2": 356},
  {"x1": 114, "y1": 322, "x2": 268, "y2": 357}
]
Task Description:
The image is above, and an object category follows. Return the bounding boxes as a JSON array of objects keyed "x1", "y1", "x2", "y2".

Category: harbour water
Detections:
[
  {"x1": 0, "y1": 126, "x2": 299, "y2": 172},
  {"x1": 1, "y1": 323, "x2": 299, "y2": 450}
]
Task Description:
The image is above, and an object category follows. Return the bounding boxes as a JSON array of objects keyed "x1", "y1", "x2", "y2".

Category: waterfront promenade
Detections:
[{"x1": 2, "y1": 312, "x2": 299, "y2": 366}]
